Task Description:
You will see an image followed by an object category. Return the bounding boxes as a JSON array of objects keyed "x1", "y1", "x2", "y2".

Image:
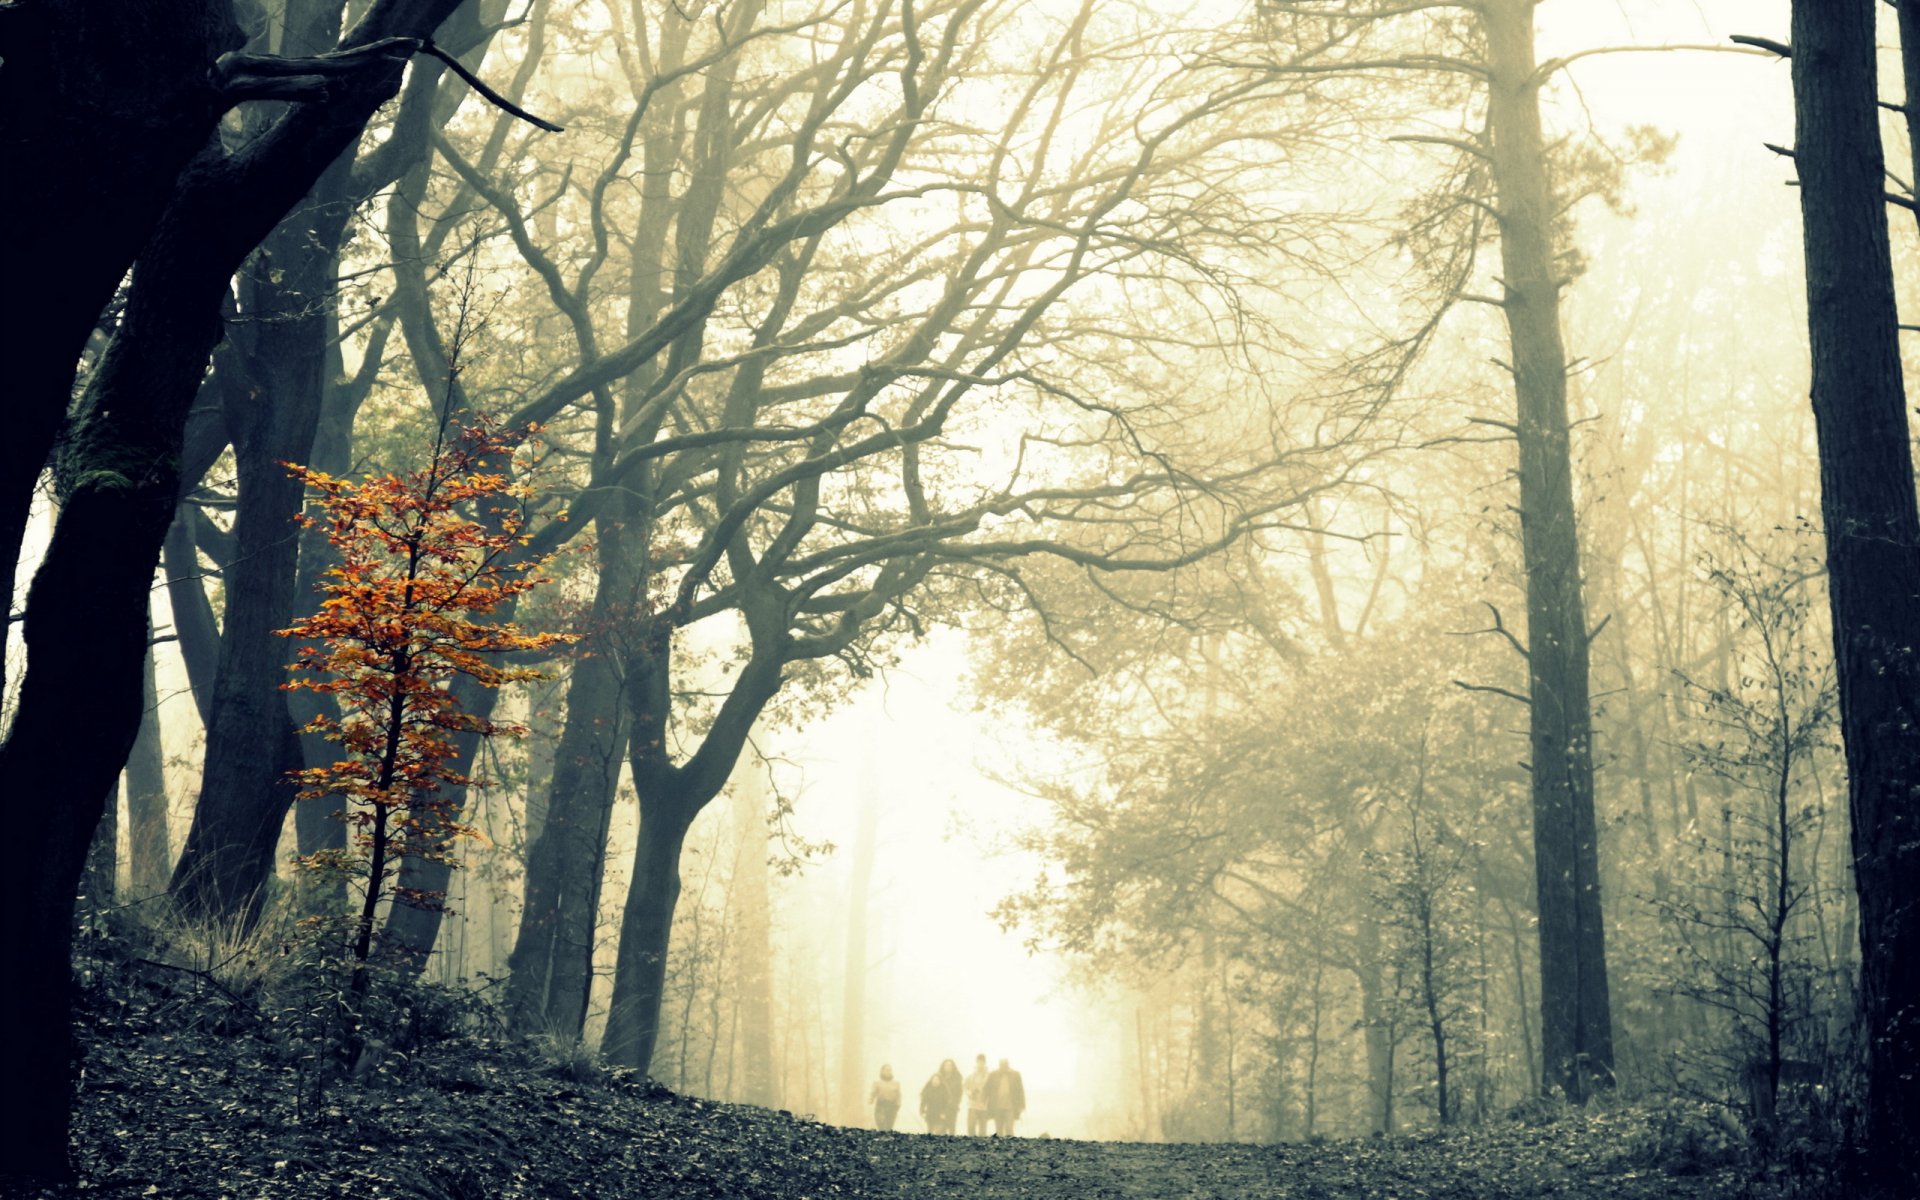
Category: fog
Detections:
[{"x1": 11, "y1": 0, "x2": 1920, "y2": 1182}]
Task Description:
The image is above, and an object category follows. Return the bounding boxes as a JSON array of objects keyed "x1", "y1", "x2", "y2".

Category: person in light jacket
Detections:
[
  {"x1": 964, "y1": 1054, "x2": 990, "y2": 1135},
  {"x1": 870, "y1": 1064, "x2": 902, "y2": 1130},
  {"x1": 985, "y1": 1057, "x2": 1025, "y2": 1136}
]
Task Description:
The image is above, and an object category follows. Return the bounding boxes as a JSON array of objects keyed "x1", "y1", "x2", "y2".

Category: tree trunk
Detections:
[
  {"x1": 161, "y1": 511, "x2": 223, "y2": 727},
  {"x1": 0, "y1": 0, "x2": 239, "y2": 693},
  {"x1": 1789, "y1": 1, "x2": 1920, "y2": 1187},
  {"x1": 504, "y1": 527, "x2": 635, "y2": 1036},
  {"x1": 1482, "y1": 0, "x2": 1614, "y2": 1102},
  {"x1": 289, "y1": 353, "x2": 371, "y2": 918},
  {"x1": 85, "y1": 780, "x2": 120, "y2": 916},
  {"x1": 0, "y1": 333, "x2": 200, "y2": 1184},
  {"x1": 380, "y1": 669, "x2": 504, "y2": 976},
  {"x1": 1355, "y1": 926, "x2": 1393, "y2": 1134},
  {"x1": 600, "y1": 788, "x2": 697, "y2": 1072},
  {"x1": 169, "y1": 126, "x2": 356, "y2": 921}
]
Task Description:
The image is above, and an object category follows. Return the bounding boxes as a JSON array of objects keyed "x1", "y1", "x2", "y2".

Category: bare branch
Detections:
[
  {"x1": 1729, "y1": 34, "x2": 1792, "y2": 58},
  {"x1": 1454, "y1": 680, "x2": 1532, "y2": 707},
  {"x1": 211, "y1": 36, "x2": 562, "y2": 132},
  {"x1": 416, "y1": 39, "x2": 564, "y2": 132},
  {"x1": 1454, "y1": 601, "x2": 1529, "y2": 661},
  {"x1": 1389, "y1": 133, "x2": 1489, "y2": 160},
  {"x1": 1535, "y1": 42, "x2": 1777, "y2": 86}
]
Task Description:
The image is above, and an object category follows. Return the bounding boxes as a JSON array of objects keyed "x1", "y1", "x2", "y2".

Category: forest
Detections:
[{"x1": 2, "y1": 0, "x2": 1918, "y2": 1195}]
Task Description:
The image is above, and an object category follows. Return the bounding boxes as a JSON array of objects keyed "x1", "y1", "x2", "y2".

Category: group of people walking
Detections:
[{"x1": 869, "y1": 1054, "x2": 1026, "y2": 1135}]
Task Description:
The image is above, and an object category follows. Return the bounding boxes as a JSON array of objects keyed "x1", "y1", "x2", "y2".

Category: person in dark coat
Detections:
[
  {"x1": 985, "y1": 1057, "x2": 1025, "y2": 1136},
  {"x1": 919, "y1": 1059, "x2": 963, "y2": 1133}
]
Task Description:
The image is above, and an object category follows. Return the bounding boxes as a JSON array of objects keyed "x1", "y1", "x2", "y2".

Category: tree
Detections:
[
  {"x1": 280, "y1": 413, "x2": 570, "y2": 998},
  {"x1": 1657, "y1": 530, "x2": 1840, "y2": 1137},
  {"x1": 1241, "y1": 0, "x2": 1694, "y2": 1102},
  {"x1": 1366, "y1": 739, "x2": 1486, "y2": 1127},
  {"x1": 1478, "y1": 0, "x2": 1614, "y2": 1102},
  {"x1": 1781, "y1": 1, "x2": 1920, "y2": 1187},
  {"x1": 994, "y1": 557, "x2": 1536, "y2": 1136}
]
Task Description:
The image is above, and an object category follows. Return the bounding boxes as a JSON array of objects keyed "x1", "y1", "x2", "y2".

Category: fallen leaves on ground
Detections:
[{"x1": 17, "y1": 949, "x2": 1811, "y2": 1199}]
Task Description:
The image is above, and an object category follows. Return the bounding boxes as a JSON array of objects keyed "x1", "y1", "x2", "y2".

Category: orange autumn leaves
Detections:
[{"x1": 277, "y1": 418, "x2": 572, "y2": 901}]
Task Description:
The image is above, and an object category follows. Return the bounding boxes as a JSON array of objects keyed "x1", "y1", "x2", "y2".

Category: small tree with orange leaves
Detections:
[{"x1": 279, "y1": 415, "x2": 570, "y2": 994}]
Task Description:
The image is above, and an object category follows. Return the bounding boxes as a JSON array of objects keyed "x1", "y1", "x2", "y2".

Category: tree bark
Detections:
[
  {"x1": 600, "y1": 787, "x2": 698, "y2": 1071},
  {"x1": 169, "y1": 115, "x2": 357, "y2": 920},
  {"x1": 1789, "y1": 1, "x2": 1920, "y2": 1188},
  {"x1": 504, "y1": 529, "x2": 634, "y2": 1037},
  {"x1": 1482, "y1": 0, "x2": 1614, "y2": 1103},
  {"x1": 0, "y1": 0, "x2": 240, "y2": 686}
]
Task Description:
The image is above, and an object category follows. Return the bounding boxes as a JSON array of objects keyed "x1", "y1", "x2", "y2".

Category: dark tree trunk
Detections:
[
  {"x1": 169, "y1": 123, "x2": 356, "y2": 921},
  {"x1": 1789, "y1": 1, "x2": 1920, "y2": 1188},
  {"x1": 0, "y1": 1, "x2": 239, "y2": 695},
  {"x1": 380, "y1": 669, "x2": 504, "y2": 977},
  {"x1": 600, "y1": 621, "x2": 781, "y2": 1074},
  {"x1": 0, "y1": 446, "x2": 168, "y2": 1184},
  {"x1": 289, "y1": 355, "x2": 370, "y2": 917},
  {"x1": 161, "y1": 393, "x2": 228, "y2": 727},
  {"x1": 600, "y1": 789, "x2": 697, "y2": 1071},
  {"x1": 85, "y1": 781, "x2": 120, "y2": 915},
  {"x1": 1482, "y1": 0, "x2": 1614, "y2": 1103},
  {"x1": 504, "y1": 532, "x2": 634, "y2": 1037}
]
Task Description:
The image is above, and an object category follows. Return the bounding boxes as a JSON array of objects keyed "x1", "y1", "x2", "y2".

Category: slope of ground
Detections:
[{"x1": 13, "y1": 944, "x2": 1808, "y2": 1199}]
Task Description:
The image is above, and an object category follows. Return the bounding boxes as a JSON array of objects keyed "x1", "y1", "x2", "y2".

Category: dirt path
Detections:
[{"x1": 861, "y1": 1121, "x2": 1757, "y2": 1200}]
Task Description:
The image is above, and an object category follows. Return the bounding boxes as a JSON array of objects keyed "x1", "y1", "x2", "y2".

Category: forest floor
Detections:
[{"x1": 13, "y1": 942, "x2": 1823, "y2": 1200}]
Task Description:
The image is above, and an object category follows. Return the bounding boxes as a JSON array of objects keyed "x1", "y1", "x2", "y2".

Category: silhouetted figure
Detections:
[
  {"x1": 964, "y1": 1053, "x2": 990, "y2": 1135},
  {"x1": 920, "y1": 1059, "x2": 963, "y2": 1134},
  {"x1": 870, "y1": 1064, "x2": 902, "y2": 1131},
  {"x1": 985, "y1": 1057, "x2": 1025, "y2": 1136}
]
